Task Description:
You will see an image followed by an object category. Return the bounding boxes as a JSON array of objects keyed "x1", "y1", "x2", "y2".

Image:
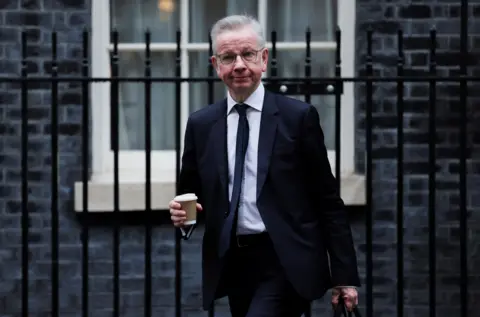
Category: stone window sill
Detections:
[{"x1": 73, "y1": 173, "x2": 366, "y2": 212}]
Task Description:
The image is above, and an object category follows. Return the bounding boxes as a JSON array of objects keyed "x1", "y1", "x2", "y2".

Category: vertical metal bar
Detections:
[
  {"x1": 207, "y1": 34, "x2": 215, "y2": 317},
  {"x1": 428, "y1": 28, "x2": 437, "y2": 317},
  {"x1": 20, "y1": 30, "x2": 29, "y2": 317},
  {"x1": 396, "y1": 29, "x2": 404, "y2": 317},
  {"x1": 303, "y1": 28, "x2": 312, "y2": 317},
  {"x1": 304, "y1": 28, "x2": 311, "y2": 105},
  {"x1": 50, "y1": 31, "x2": 60, "y2": 317},
  {"x1": 111, "y1": 30, "x2": 120, "y2": 317},
  {"x1": 334, "y1": 27, "x2": 341, "y2": 193},
  {"x1": 459, "y1": 1, "x2": 468, "y2": 316},
  {"x1": 144, "y1": 30, "x2": 153, "y2": 317},
  {"x1": 365, "y1": 28, "x2": 374, "y2": 317},
  {"x1": 81, "y1": 29, "x2": 90, "y2": 317},
  {"x1": 270, "y1": 31, "x2": 277, "y2": 79},
  {"x1": 207, "y1": 34, "x2": 214, "y2": 105},
  {"x1": 175, "y1": 29, "x2": 183, "y2": 317}
]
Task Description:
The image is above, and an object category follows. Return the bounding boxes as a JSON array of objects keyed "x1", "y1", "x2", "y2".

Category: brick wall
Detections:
[
  {"x1": 0, "y1": 1, "x2": 479, "y2": 317},
  {"x1": 353, "y1": 1, "x2": 480, "y2": 317}
]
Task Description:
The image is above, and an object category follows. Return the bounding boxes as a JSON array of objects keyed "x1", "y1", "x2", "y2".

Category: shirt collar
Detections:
[{"x1": 227, "y1": 82, "x2": 265, "y2": 114}]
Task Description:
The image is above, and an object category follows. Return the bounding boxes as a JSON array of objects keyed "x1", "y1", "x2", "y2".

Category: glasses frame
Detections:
[{"x1": 215, "y1": 48, "x2": 265, "y2": 65}]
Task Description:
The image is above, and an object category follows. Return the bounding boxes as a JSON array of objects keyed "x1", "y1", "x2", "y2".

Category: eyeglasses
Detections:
[{"x1": 216, "y1": 48, "x2": 264, "y2": 65}]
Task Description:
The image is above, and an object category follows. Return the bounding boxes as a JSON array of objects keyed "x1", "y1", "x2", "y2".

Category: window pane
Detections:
[
  {"x1": 115, "y1": 52, "x2": 176, "y2": 151},
  {"x1": 189, "y1": 0, "x2": 257, "y2": 43},
  {"x1": 268, "y1": 51, "x2": 336, "y2": 150},
  {"x1": 110, "y1": 0, "x2": 180, "y2": 43},
  {"x1": 189, "y1": 52, "x2": 226, "y2": 113},
  {"x1": 267, "y1": 0, "x2": 337, "y2": 42}
]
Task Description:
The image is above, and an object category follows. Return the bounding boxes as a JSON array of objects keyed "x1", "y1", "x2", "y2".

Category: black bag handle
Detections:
[{"x1": 333, "y1": 294, "x2": 362, "y2": 317}]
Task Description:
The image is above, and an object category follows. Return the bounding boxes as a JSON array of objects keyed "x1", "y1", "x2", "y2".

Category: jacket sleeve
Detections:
[
  {"x1": 299, "y1": 105, "x2": 361, "y2": 287},
  {"x1": 178, "y1": 116, "x2": 203, "y2": 239}
]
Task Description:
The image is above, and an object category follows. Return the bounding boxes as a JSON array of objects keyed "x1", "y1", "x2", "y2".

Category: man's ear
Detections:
[
  {"x1": 261, "y1": 48, "x2": 269, "y2": 72},
  {"x1": 211, "y1": 55, "x2": 219, "y2": 72}
]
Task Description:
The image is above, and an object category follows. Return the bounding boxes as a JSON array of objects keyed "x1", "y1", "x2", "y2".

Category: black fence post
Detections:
[
  {"x1": 50, "y1": 30, "x2": 60, "y2": 317},
  {"x1": 459, "y1": 1, "x2": 469, "y2": 316},
  {"x1": 207, "y1": 34, "x2": 216, "y2": 317},
  {"x1": 20, "y1": 30, "x2": 29, "y2": 317},
  {"x1": 270, "y1": 31, "x2": 277, "y2": 80},
  {"x1": 110, "y1": 29, "x2": 121, "y2": 317},
  {"x1": 365, "y1": 27, "x2": 374, "y2": 317},
  {"x1": 304, "y1": 28, "x2": 312, "y2": 106},
  {"x1": 144, "y1": 30, "x2": 153, "y2": 317},
  {"x1": 303, "y1": 29, "x2": 312, "y2": 317},
  {"x1": 334, "y1": 27, "x2": 342, "y2": 192},
  {"x1": 208, "y1": 34, "x2": 214, "y2": 106},
  {"x1": 396, "y1": 28, "x2": 404, "y2": 317},
  {"x1": 175, "y1": 29, "x2": 183, "y2": 317},
  {"x1": 428, "y1": 28, "x2": 437, "y2": 317},
  {"x1": 81, "y1": 29, "x2": 90, "y2": 317}
]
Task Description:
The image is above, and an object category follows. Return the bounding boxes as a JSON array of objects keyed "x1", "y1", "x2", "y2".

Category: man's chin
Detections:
[
  {"x1": 232, "y1": 80, "x2": 251, "y2": 86},
  {"x1": 232, "y1": 79, "x2": 257, "y2": 89}
]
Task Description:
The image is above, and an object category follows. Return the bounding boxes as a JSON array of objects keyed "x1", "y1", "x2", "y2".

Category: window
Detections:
[{"x1": 80, "y1": 0, "x2": 359, "y2": 211}]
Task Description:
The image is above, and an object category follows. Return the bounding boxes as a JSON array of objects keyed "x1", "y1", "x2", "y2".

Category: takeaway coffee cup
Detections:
[{"x1": 174, "y1": 193, "x2": 198, "y2": 226}]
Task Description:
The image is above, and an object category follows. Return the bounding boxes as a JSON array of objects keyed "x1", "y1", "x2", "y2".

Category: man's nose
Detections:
[{"x1": 233, "y1": 55, "x2": 247, "y2": 70}]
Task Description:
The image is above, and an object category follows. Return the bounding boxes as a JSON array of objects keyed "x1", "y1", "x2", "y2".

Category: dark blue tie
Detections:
[{"x1": 218, "y1": 104, "x2": 249, "y2": 258}]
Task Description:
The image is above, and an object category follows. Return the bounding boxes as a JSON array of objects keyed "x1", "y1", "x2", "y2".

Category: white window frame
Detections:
[{"x1": 75, "y1": 0, "x2": 361, "y2": 212}]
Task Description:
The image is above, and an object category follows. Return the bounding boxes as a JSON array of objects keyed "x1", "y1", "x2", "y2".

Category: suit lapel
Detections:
[
  {"x1": 257, "y1": 91, "x2": 278, "y2": 199},
  {"x1": 211, "y1": 100, "x2": 228, "y2": 194}
]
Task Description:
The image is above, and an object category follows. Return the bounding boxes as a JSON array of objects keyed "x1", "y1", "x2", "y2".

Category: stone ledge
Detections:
[{"x1": 74, "y1": 173, "x2": 366, "y2": 212}]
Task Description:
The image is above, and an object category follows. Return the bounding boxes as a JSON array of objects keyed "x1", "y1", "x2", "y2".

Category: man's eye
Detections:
[
  {"x1": 243, "y1": 52, "x2": 254, "y2": 58},
  {"x1": 222, "y1": 55, "x2": 235, "y2": 61}
]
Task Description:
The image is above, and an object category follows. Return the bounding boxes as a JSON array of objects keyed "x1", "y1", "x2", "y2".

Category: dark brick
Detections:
[
  {"x1": 399, "y1": 5, "x2": 432, "y2": 19},
  {"x1": 5, "y1": 12, "x2": 53, "y2": 27},
  {"x1": 0, "y1": 1, "x2": 17, "y2": 9},
  {"x1": 21, "y1": 0, "x2": 41, "y2": 10},
  {"x1": 0, "y1": 28, "x2": 19, "y2": 43},
  {"x1": 44, "y1": 0, "x2": 87, "y2": 10},
  {"x1": 403, "y1": 37, "x2": 438, "y2": 50}
]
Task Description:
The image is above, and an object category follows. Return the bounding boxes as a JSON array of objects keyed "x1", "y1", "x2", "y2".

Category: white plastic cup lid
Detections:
[{"x1": 174, "y1": 193, "x2": 198, "y2": 202}]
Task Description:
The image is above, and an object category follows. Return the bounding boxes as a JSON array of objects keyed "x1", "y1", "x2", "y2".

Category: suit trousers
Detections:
[{"x1": 222, "y1": 233, "x2": 309, "y2": 317}]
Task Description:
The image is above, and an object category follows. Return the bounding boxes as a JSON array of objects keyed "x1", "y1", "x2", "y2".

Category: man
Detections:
[{"x1": 169, "y1": 14, "x2": 360, "y2": 317}]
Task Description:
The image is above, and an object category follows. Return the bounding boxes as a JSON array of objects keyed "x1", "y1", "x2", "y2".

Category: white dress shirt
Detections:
[{"x1": 227, "y1": 83, "x2": 266, "y2": 235}]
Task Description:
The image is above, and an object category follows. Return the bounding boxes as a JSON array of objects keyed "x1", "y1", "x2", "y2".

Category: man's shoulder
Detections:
[{"x1": 188, "y1": 99, "x2": 226, "y2": 125}]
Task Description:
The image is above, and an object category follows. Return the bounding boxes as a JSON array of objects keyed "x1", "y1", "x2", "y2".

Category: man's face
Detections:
[{"x1": 211, "y1": 27, "x2": 268, "y2": 99}]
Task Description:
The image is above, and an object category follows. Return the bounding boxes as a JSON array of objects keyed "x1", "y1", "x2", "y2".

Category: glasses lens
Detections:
[
  {"x1": 243, "y1": 51, "x2": 256, "y2": 62},
  {"x1": 221, "y1": 55, "x2": 234, "y2": 64}
]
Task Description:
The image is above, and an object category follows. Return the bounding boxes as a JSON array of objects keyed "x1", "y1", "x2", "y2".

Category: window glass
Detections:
[
  {"x1": 267, "y1": 0, "x2": 337, "y2": 42},
  {"x1": 110, "y1": 0, "x2": 181, "y2": 43},
  {"x1": 189, "y1": 0, "x2": 257, "y2": 43}
]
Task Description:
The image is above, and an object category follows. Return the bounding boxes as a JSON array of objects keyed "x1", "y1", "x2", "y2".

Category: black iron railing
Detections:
[{"x1": 1, "y1": 5, "x2": 476, "y2": 317}]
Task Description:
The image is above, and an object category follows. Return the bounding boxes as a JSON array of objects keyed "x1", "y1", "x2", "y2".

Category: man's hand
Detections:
[
  {"x1": 169, "y1": 200, "x2": 203, "y2": 227},
  {"x1": 332, "y1": 287, "x2": 358, "y2": 312}
]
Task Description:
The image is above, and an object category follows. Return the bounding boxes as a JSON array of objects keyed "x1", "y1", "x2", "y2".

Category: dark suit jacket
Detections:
[{"x1": 178, "y1": 90, "x2": 361, "y2": 310}]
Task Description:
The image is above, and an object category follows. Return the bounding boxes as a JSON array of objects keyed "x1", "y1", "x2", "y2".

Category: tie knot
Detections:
[{"x1": 235, "y1": 103, "x2": 249, "y2": 117}]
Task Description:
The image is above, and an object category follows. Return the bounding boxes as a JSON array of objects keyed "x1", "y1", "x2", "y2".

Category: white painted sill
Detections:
[{"x1": 73, "y1": 173, "x2": 366, "y2": 212}]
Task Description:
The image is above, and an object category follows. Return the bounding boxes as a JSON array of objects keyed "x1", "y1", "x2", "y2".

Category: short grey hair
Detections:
[{"x1": 210, "y1": 14, "x2": 266, "y2": 54}]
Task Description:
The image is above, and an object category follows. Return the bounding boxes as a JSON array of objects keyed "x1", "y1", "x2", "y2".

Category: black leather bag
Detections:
[{"x1": 333, "y1": 296, "x2": 362, "y2": 317}]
